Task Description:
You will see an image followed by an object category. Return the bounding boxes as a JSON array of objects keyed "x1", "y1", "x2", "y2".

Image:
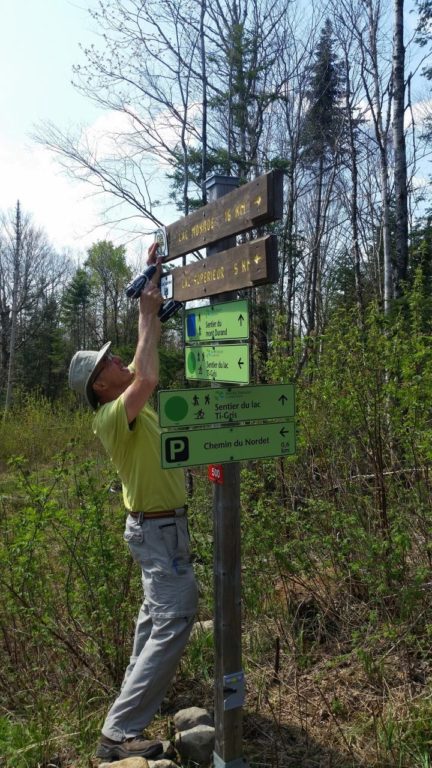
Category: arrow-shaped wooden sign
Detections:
[{"x1": 170, "y1": 235, "x2": 278, "y2": 302}]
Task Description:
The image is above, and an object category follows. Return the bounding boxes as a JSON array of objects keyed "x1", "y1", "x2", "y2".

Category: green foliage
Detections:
[
  {"x1": 0, "y1": 448, "x2": 137, "y2": 691},
  {"x1": 61, "y1": 267, "x2": 94, "y2": 350},
  {"x1": 0, "y1": 393, "x2": 95, "y2": 464},
  {"x1": 0, "y1": 420, "x2": 141, "y2": 766},
  {"x1": 409, "y1": 217, "x2": 432, "y2": 297},
  {"x1": 1, "y1": 277, "x2": 432, "y2": 765},
  {"x1": 268, "y1": 295, "x2": 432, "y2": 610},
  {"x1": 16, "y1": 295, "x2": 66, "y2": 400}
]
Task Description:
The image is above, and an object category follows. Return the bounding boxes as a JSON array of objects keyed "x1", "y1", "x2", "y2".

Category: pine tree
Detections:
[
  {"x1": 302, "y1": 19, "x2": 346, "y2": 164},
  {"x1": 18, "y1": 296, "x2": 65, "y2": 400},
  {"x1": 300, "y1": 20, "x2": 346, "y2": 335},
  {"x1": 62, "y1": 268, "x2": 94, "y2": 350}
]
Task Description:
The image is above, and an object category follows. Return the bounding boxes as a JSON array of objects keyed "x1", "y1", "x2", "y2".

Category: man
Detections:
[{"x1": 68, "y1": 244, "x2": 198, "y2": 762}]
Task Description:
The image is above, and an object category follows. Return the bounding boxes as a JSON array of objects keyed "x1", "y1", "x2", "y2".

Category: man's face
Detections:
[{"x1": 92, "y1": 353, "x2": 134, "y2": 400}]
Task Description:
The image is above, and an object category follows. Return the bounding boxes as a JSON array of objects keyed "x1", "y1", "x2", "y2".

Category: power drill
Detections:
[{"x1": 125, "y1": 229, "x2": 182, "y2": 322}]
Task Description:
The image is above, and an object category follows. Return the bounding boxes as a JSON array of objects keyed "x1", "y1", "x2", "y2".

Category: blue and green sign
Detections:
[{"x1": 185, "y1": 300, "x2": 249, "y2": 343}]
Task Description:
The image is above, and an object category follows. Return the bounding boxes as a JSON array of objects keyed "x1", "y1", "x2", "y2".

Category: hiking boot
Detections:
[{"x1": 95, "y1": 734, "x2": 164, "y2": 760}]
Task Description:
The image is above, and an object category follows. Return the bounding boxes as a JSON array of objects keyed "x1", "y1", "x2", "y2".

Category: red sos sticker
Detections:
[{"x1": 208, "y1": 464, "x2": 224, "y2": 484}]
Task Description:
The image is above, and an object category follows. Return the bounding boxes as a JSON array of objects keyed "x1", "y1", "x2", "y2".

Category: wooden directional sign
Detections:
[
  {"x1": 185, "y1": 300, "x2": 249, "y2": 343},
  {"x1": 159, "y1": 384, "x2": 295, "y2": 428},
  {"x1": 185, "y1": 344, "x2": 249, "y2": 384},
  {"x1": 161, "y1": 419, "x2": 296, "y2": 468},
  {"x1": 165, "y1": 171, "x2": 283, "y2": 261},
  {"x1": 171, "y1": 235, "x2": 278, "y2": 302}
]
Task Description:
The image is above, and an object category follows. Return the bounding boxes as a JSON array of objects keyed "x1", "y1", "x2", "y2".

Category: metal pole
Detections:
[{"x1": 205, "y1": 174, "x2": 248, "y2": 768}]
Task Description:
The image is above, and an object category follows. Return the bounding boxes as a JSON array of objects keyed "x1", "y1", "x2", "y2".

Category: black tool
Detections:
[{"x1": 125, "y1": 265, "x2": 182, "y2": 323}]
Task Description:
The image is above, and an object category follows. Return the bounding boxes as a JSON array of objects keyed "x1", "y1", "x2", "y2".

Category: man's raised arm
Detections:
[{"x1": 124, "y1": 245, "x2": 163, "y2": 423}]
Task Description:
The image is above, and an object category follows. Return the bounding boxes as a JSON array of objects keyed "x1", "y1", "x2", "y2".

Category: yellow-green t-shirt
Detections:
[{"x1": 93, "y1": 394, "x2": 186, "y2": 513}]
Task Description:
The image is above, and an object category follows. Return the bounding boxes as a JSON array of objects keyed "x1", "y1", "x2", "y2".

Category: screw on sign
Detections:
[{"x1": 208, "y1": 464, "x2": 224, "y2": 484}]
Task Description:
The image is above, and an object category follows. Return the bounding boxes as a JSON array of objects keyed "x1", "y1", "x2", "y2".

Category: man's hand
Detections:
[
  {"x1": 140, "y1": 249, "x2": 163, "y2": 317},
  {"x1": 147, "y1": 241, "x2": 163, "y2": 266},
  {"x1": 139, "y1": 279, "x2": 164, "y2": 317}
]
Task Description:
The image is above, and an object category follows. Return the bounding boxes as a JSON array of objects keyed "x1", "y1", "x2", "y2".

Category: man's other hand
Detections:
[{"x1": 139, "y1": 280, "x2": 163, "y2": 317}]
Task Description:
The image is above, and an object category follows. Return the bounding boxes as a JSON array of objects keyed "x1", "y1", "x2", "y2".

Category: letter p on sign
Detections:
[{"x1": 165, "y1": 436, "x2": 189, "y2": 463}]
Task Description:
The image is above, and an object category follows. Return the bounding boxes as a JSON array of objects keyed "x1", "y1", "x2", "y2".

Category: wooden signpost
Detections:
[
  {"x1": 164, "y1": 171, "x2": 283, "y2": 260},
  {"x1": 157, "y1": 171, "x2": 287, "y2": 768}
]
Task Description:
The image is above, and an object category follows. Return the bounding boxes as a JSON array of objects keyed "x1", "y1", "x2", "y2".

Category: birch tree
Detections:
[{"x1": 0, "y1": 203, "x2": 63, "y2": 411}]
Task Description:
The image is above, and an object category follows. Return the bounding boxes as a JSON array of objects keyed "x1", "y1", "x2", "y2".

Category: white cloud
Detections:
[
  {"x1": 81, "y1": 102, "x2": 202, "y2": 167},
  {"x1": 411, "y1": 173, "x2": 429, "y2": 189},
  {"x1": 0, "y1": 104, "x2": 197, "y2": 260},
  {"x1": 0, "y1": 130, "x2": 112, "y2": 254},
  {"x1": 407, "y1": 99, "x2": 432, "y2": 127}
]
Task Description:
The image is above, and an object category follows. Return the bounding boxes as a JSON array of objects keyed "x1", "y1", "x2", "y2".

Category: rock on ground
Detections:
[
  {"x1": 175, "y1": 724, "x2": 215, "y2": 763},
  {"x1": 99, "y1": 758, "x2": 148, "y2": 768},
  {"x1": 148, "y1": 761, "x2": 178, "y2": 768},
  {"x1": 191, "y1": 619, "x2": 214, "y2": 637},
  {"x1": 173, "y1": 706, "x2": 214, "y2": 732},
  {"x1": 161, "y1": 741, "x2": 176, "y2": 759}
]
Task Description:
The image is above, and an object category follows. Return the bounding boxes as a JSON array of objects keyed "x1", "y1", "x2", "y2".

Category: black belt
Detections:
[{"x1": 129, "y1": 506, "x2": 187, "y2": 522}]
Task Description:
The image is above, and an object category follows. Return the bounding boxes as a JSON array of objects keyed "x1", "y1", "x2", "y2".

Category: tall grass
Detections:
[{"x1": 1, "y1": 283, "x2": 432, "y2": 766}]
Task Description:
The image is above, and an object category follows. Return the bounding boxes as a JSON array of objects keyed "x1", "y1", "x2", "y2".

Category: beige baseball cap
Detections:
[{"x1": 68, "y1": 341, "x2": 112, "y2": 410}]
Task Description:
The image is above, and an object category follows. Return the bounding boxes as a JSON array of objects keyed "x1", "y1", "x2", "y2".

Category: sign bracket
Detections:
[{"x1": 213, "y1": 753, "x2": 250, "y2": 768}]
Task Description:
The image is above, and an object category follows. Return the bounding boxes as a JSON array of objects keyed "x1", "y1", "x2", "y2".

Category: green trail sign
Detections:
[
  {"x1": 185, "y1": 300, "x2": 249, "y2": 343},
  {"x1": 161, "y1": 420, "x2": 296, "y2": 468},
  {"x1": 159, "y1": 384, "x2": 295, "y2": 428},
  {"x1": 185, "y1": 344, "x2": 250, "y2": 384}
]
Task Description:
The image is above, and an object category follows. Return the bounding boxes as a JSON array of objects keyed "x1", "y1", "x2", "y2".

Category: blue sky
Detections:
[
  {"x1": 1, "y1": 0, "x2": 99, "y2": 141},
  {"x1": 0, "y1": 1, "x2": 430, "y2": 258},
  {"x1": 0, "y1": 0, "x2": 154, "y2": 258}
]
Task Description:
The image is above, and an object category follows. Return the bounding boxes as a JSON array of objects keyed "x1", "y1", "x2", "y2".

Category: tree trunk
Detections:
[
  {"x1": 363, "y1": 0, "x2": 393, "y2": 312},
  {"x1": 200, "y1": 0, "x2": 208, "y2": 204},
  {"x1": 307, "y1": 156, "x2": 324, "y2": 335},
  {"x1": 392, "y1": 0, "x2": 408, "y2": 295},
  {"x1": 4, "y1": 202, "x2": 21, "y2": 414},
  {"x1": 343, "y1": 47, "x2": 364, "y2": 319}
]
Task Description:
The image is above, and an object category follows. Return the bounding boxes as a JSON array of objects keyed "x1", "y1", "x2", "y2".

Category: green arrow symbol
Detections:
[
  {"x1": 238, "y1": 314, "x2": 244, "y2": 325},
  {"x1": 238, "y1": 358, "x2": 244, "y2": 368},
  {"x1": 279, "y1": 394, "x2": 288, "y2": 405}
]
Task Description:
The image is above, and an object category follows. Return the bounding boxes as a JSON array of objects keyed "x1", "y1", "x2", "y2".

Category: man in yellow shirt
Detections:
[{"x1": 68, "y1": 244, "x2": 198, "y2": 761}]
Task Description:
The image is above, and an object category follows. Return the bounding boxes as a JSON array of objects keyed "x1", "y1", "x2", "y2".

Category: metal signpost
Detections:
[{"x1": 157, "y1": 170, "x2": 287, "y2": 768}]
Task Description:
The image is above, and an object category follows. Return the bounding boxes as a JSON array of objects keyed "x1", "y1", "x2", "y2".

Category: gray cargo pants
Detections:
[{"x1": 102, "y1": 510, "x2": 198, "y2": 741}]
